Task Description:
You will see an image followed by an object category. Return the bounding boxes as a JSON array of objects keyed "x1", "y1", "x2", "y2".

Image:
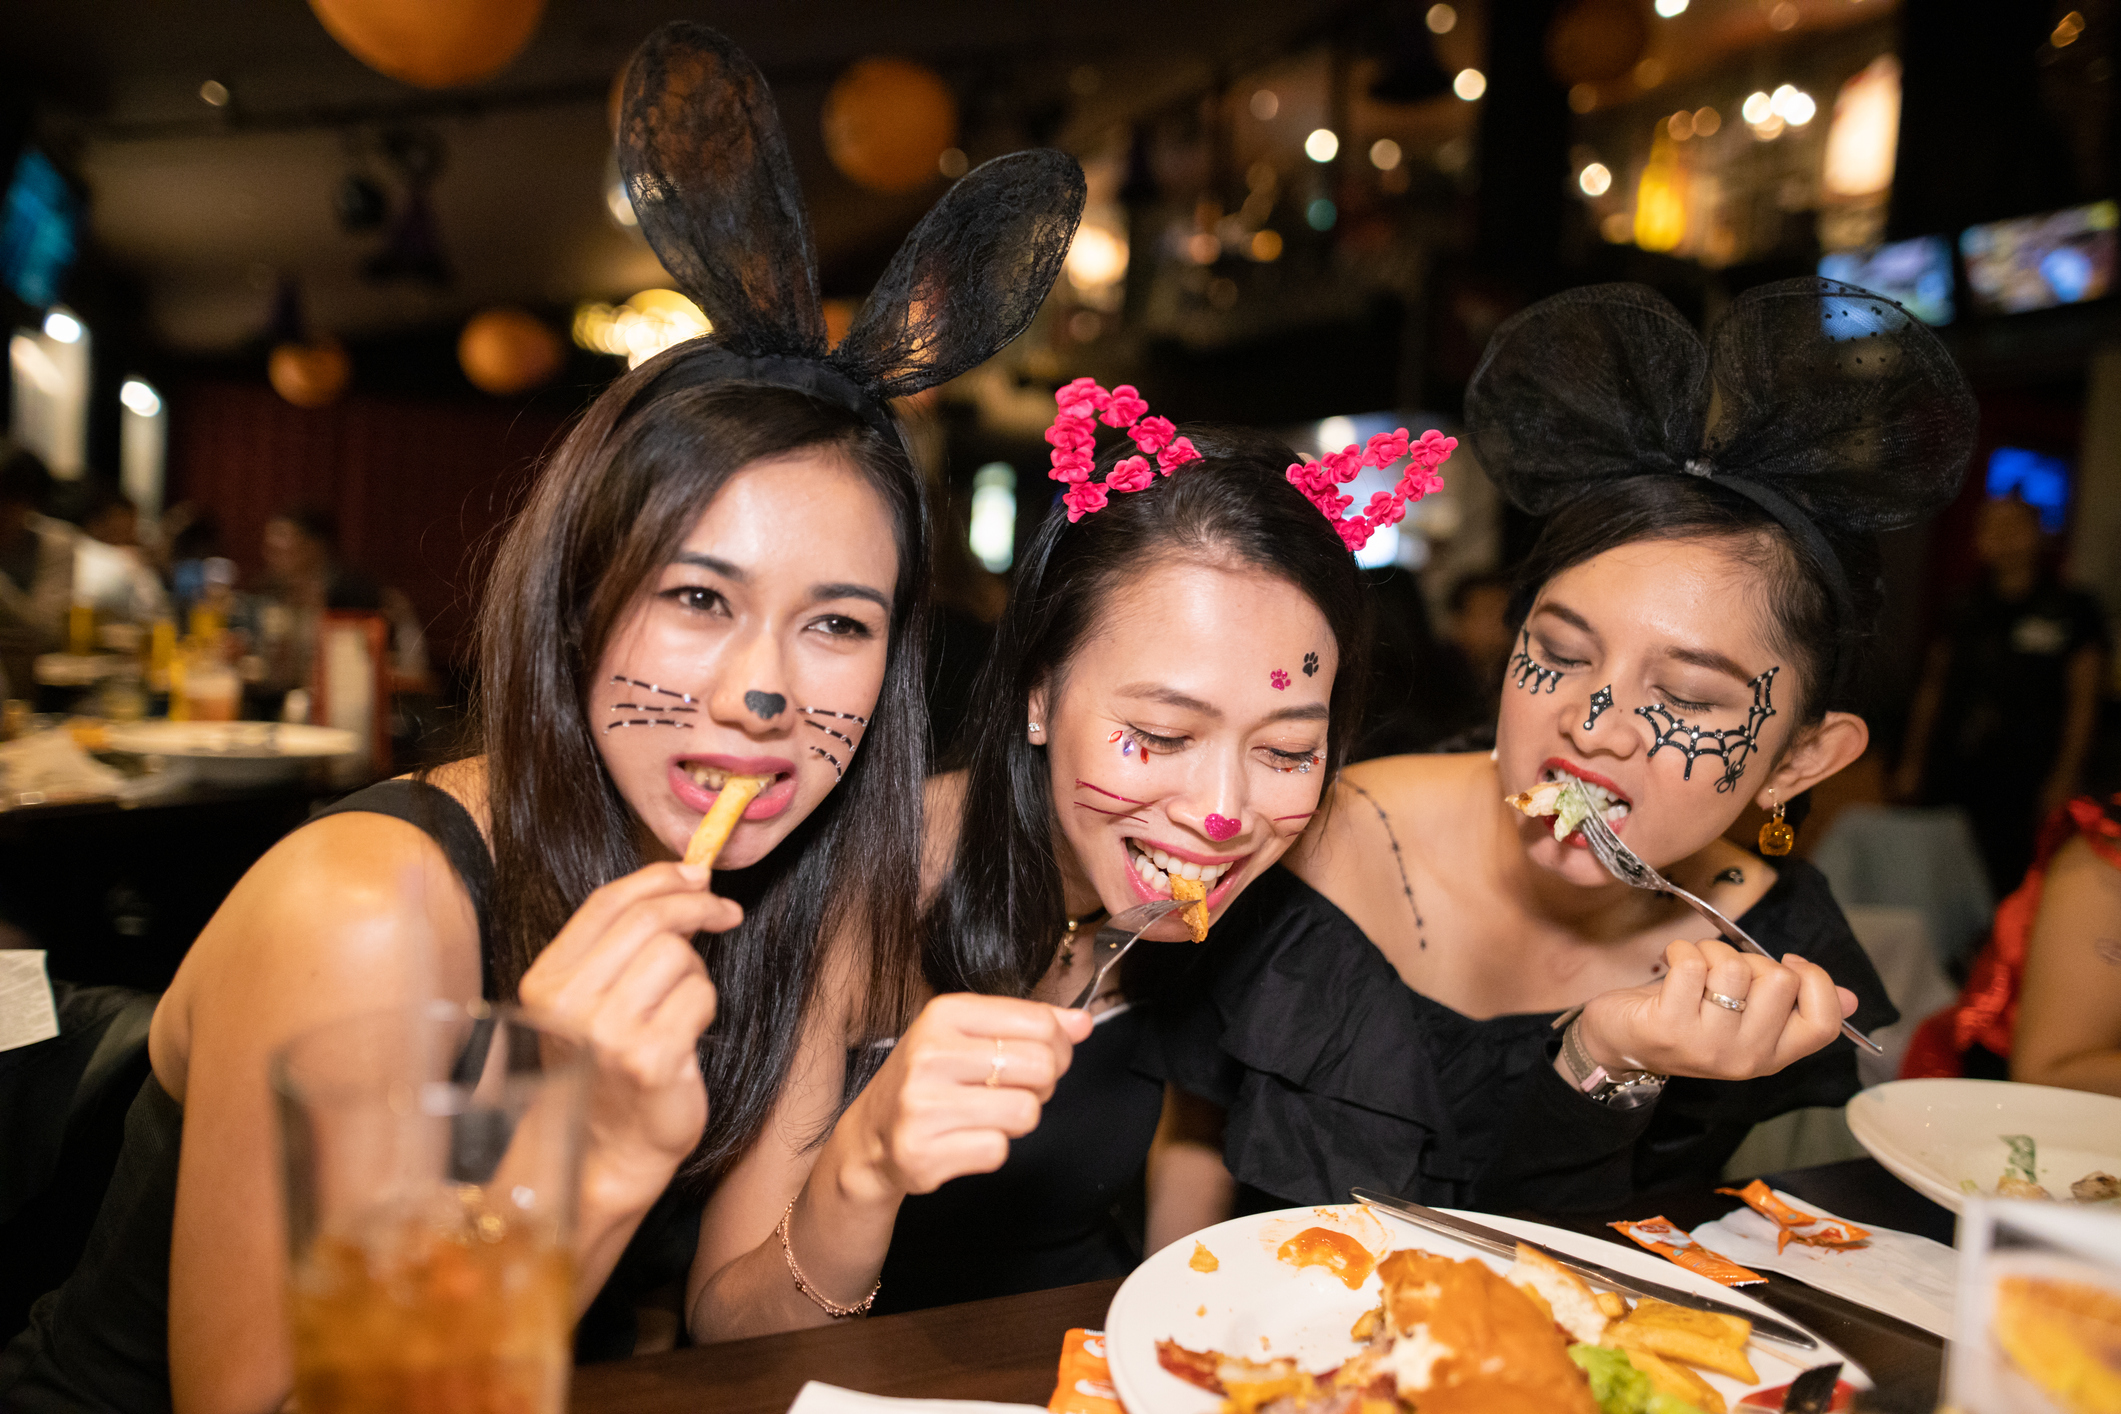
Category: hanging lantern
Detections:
[
  {"x1": 459, "y1": 308, "x2": 562, "y2": 395},
  {"x1": 306, "y1": 0, "x2": 545, "y2": 89},
  {"x1": 269, "y1": 339, "x2": 352, "y2": 409},
  {"x1": 1545, "y1": 0, "x2": 1651, "y2": 87},
  {"x1": 821, "y1": 57, "x2": 959, "y2": 194}
]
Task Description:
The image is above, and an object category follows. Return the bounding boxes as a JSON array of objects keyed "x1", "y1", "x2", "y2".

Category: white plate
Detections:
[
  {"x1": 101, "y1": 720, "x2": 360, "y2": 786},
  {"x1": 1847, "y1": 1077, "x2": 2121, "y2": 1213},
  {"x1": 1104, "y1": 1204, "x2": 1865, "y2": 1414}
]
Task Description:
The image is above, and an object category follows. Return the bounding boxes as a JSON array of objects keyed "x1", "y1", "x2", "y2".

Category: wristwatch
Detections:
[{"x1": 1560, "y1": 1018, "x2": 1667, "y2": 1110}]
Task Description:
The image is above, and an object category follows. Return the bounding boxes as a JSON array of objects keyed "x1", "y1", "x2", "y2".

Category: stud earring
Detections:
[
  {"x1": 1027, "y1": 722, "x2": 1043, "y2": 742},
  {"x1": 1758, "y1": 788, "x2": 1795, "y2": 857}
]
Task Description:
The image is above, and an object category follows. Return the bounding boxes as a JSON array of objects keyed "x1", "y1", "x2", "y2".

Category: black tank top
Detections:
[{"x1": 0, "y1": 781, "x2": 701, "y2": 1413}]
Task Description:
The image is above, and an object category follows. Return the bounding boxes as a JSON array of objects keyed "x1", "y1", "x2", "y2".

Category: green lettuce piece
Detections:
[
  {"x1": 1552, "y1": 780, "x2": 1597, "y2": 840},
  {"x1": 1567, "y1": 1345, "x2": 1706, "y2": 1414},
  {"x1": 2003, "y1": 1134, "x2": 2038, "y2": 1185}
]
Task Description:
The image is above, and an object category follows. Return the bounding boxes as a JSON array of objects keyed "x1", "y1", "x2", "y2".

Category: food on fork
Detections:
[
  {"x1": 1506, "y1": 772, "x2": 1627, "y2": 841},
  {"x1": 682, "y1": 772, "x2": 772, "y2": 870},
  {"x1": 1172, "y1": 875, "x2": 1212, "y2": 942}
]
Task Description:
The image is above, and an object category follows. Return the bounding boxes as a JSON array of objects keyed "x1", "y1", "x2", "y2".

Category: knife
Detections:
[
  {"x1": 1350, "y1": 1187, "x2": 1818, "y2": 1350},
  {"x1": 1781, "y1": 1362, "x2": 1843, "y2": 1413}
]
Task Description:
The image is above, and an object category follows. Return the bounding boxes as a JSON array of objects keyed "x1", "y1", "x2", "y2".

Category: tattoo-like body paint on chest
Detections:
[
  {"x1": 1635, "y1": 666, "x2": 1779, "y2": 793},
  {"x1": 1508, "y1": 629, "x2": 1563, "y2": 694},
  {"x1": 1583, "y1": 685, "x2": 1613, "y2": 731}
]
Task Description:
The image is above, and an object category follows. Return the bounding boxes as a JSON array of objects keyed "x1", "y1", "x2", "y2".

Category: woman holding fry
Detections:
[{"x1": 1, "y1": 24, "x2": 1094, "y2": 1411}]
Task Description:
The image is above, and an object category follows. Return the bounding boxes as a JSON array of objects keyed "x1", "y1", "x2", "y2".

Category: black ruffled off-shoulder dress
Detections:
[{"x1": 1137, "y1": 861, "x2": 1897, "y2": 1216}]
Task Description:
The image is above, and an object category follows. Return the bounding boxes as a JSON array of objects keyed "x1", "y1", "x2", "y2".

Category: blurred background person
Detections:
[
  {"x1": 0, "y1": 443, "x2": 72, "y2": 699},
  {"x1": 250, "y1": 505, "x2": 431, "y2": 697},
  {"x1": 67, "y1": 479, "x2": 169, "y2": 628},
  {"x1": 1895, "y1": 494, "x2": 2110, "y2": 893}
]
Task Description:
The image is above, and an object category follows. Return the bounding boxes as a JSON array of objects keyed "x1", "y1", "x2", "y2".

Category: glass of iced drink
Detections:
[{"x1": 272, "y1": 1001, "x2": 590, "y2": 1414}]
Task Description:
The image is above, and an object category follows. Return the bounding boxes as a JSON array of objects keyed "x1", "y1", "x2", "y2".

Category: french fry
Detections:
[
  {"x1": 682, "y1": 774, "x2": 771, "y2": 870},
  {"x1": 1595, "y1": 1290, "x2": 1628, "y2": 1320},
  {"x1": 1171, "y1": 875, "x2": 1210, "y2": 941},
  {"x1": 1621, "y1": 1347, "x2": 1727, "y2": 1414},
  {"x1": 1626, "y1": 1297, "x2": 1752, "y2": 1345},
  {"x1": 1604, "y1": 1316, "x2": 1759, "y2": 1385}
]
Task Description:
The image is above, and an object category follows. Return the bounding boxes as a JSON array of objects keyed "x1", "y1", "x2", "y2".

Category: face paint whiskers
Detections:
[
  {"x1": 1635, "y1": 666, "x2": 1778, "y2": 793},
  {"x1": 798, "y1": 705, "x2": 868, "y2": 780},
  {"x1": 605, "y1": 675, "x2": 698, "y2": 732}
]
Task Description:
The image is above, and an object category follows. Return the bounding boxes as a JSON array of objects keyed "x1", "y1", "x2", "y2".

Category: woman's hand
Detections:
[
  {"x1": 835, "y1": 993, "x2": 1093, "y2": 1203},
  {"x1": 1575, "y1": 938, "x2": 1858, "y2": 1082},
  {"x1": 518, "y1": 861, "x2": 734, "y2": 1211}
]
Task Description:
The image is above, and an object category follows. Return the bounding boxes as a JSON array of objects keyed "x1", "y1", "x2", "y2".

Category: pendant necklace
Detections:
[{"x1": 1058, "y1": 906, "x2": 1108, "y2": 969}]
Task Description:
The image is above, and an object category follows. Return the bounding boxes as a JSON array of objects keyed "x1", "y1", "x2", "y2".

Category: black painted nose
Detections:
[{"x1": 743, "y1": 690, "x2": 787, "y2": 720}]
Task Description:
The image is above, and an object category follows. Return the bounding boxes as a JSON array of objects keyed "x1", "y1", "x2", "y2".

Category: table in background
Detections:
[{"x1": 571, "y1": 1158, "x2": 1952, "y2": 1414}]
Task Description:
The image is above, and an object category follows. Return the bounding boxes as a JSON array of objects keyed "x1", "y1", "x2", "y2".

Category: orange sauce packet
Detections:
[
  {"x1": 1609, "y1": 1216, "x2": 1767, "y2": 1287},
  {"x1": 1050, "y1": 1328, "x2": 1124, "y2": 1414},
  {"x1": 1716, "y1": 1180, "x2": 1871, "y2": 1253}
]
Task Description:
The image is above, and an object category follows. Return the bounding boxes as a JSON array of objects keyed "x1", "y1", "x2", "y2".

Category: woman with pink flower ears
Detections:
[{"x1": 837, "y1": 381, "x2": 1454, "y2": 1312}]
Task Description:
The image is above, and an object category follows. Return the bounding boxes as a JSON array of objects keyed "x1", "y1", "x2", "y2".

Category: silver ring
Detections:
[{"x1": 1704, "y1": 989, "x2": 1748, "y2": 1013}]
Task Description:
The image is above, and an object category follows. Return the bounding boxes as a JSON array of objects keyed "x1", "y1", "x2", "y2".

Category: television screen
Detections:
[
  {"x1": 1818, "y1": 236, "x2": 1956, "y2": 325},
  {"x1": 1960, "y1": 200, "x2": 2117, "y2": 314},
  {"x1": 1986, "y1": 447, "x2": 2070, "y2": 532}
]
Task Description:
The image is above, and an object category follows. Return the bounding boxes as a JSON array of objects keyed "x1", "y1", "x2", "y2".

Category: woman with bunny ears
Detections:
[
  {"x1": 1145, "y1": 280, "x2": 1979, "y2": 1219},
  {"x1": 1, "y1": 25, "x2": 1087, "y2": 1411}
]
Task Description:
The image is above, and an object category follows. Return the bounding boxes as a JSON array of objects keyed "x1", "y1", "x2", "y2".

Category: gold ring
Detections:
[
  {"x1": 985, "y1": 1036, "x2": 1007, "y2": 1088},
  {"x1": 1704, "y1": 989, "x2": 1747, "y2": 1013}
]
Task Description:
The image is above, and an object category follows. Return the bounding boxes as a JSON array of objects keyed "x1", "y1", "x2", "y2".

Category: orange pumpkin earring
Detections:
[{"x1": 1758, "y1": 788, "x2": 1795, "y2": 856}]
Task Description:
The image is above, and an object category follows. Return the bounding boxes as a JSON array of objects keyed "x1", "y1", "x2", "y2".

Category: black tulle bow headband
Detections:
[
  {"x1": 616, "y1": 23, "x2": 1087, "y2": 438},
  {"x1": 1465, "y1": 278, "x2": 1977, "y2": 692}
]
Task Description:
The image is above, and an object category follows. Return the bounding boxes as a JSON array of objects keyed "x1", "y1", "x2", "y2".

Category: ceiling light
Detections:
[
  {"x1": 199, "y1": 80, "x2": 230, "y2": 107},
  {"x1": 1453, "y1": 68, "x2": 1487, "y2": 101},
  {"x1": 1305, "y1": 128, "x2": 1340, "y2": 162},
  {"x1": 42, "y1": 309, "x2": 82, "y2": 344},
  {"x1": 1426, "y1": 3, "x2": 1457, "y2": 32},
  {"x1": 1370, "y1": 138, "x2": 1403, "y2": 171},
  {"x1": 1654, "y1": 0, "x2": 1687, "y2": 14},
  {"x1": 120, "y1": 378, "x2": 162, "y2": 418},
  {"x1": 1579, "y1": 163, "x2": 1612, "y2": 196}
]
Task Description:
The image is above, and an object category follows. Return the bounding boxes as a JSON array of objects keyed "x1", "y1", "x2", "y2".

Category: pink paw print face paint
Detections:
[
  {"x1": 1270, "y1": 669, "x2": 1291, "y2": 691},
  {"x1": 1204, "y1": 813, "x2": 1241, "y2": 841}
]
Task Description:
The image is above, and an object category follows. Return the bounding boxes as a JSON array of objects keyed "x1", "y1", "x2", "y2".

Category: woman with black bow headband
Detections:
[
  {"x1": 0, "y1": 25, "x2": 1087, "y2": 1410},
  {"x1": 1143, "y1": 279, "x2": 1978, "y2": 1218}
]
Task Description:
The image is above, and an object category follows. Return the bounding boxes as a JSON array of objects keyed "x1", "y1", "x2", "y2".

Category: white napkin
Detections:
[
  {"x1": 1688, "y1": 1188, "x2": 1957, "y2": 1337},
  {"x1": 0, "y1": 949, "x2": 61, "y2": 1053},
  {"x1": 786, "y1": 1382, "x2": 1045, "y2": 1414}
]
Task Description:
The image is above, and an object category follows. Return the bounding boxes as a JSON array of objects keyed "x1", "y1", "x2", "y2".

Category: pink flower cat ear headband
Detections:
[{"x1": 1044, "y1": 377, "x2": 1457, "y2": 551}]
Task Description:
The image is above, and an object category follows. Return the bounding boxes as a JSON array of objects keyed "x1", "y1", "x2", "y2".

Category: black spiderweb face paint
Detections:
[
  {"x1": 1508, "y1": 629, "x2": 1563, "y2": 694},
  {"x1": 605, "y1": 675, "x2": 698, "y2": 732},
  {"x1": 1635, "y1": 666, "x2": 1778, "y2": 793},
  {"x1": 1582, "y1": 685, "x2": 1613, "y2": 731},
  {"x1": 798, "y1": 706, "x2": 868, "y2": 781}
]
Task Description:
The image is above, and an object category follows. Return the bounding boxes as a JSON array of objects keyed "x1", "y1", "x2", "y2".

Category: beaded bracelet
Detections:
[{"x1": 776, "y1": 1199, "x2": 880, "y2": 1318}]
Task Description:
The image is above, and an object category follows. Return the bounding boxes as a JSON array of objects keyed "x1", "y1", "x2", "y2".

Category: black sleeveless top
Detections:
[
  {"x1": 1139, "y1": 861, "x2": 1898, "y2": 1216},
  {"x1": 0, "y1": 781, "x2": 703, "y2": 1414},
  {"x1": 868, "y1": 1003, "x2": 1164, "y2": 1315}
]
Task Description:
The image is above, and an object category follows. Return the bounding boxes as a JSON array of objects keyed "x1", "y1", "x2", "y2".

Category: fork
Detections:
[
  {"x1": 1569, "y1": 809, "x2": 1883, "y2": 1055},
  {"x1": 1067, "y1": 899, "x2": 1191, "y2": 1010}
]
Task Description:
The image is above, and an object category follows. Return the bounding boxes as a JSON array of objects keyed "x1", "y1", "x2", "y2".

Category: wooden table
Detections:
[{"x1": 571, "y1": 1158, "x2": 1952, "y2": 1414}]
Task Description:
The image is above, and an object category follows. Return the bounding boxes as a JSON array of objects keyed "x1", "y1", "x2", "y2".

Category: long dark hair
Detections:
[
  {"x1": 471, "y1": 351, "x2": 928, "y2": 1184},
  {"x1": 925, "y1": 428, "x2": 1372, "y2": 997},
  {"x1": 1508, "y1": 476, "x2": 1882, "y2": 724}
]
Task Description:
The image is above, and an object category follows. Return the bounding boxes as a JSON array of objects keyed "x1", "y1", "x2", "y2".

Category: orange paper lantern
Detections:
[
  {"x1": 821, "y1": 57, "x2": 959, "y2": 195},
  {"x1": 307, "y1": 0, "x2": 545, "y2": 89},
  {"x1": 269, "y1": 339, "x2": 352, "y2": 409},
  {"x1": 458, "y1": 307, "x2": 562, "y2": 395},
  {"x1": 1545, "y1": 0, "x2": 1650, "y2": 87}
]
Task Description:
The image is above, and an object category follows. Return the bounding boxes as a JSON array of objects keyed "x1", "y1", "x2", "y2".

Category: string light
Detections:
[
  {"x1": 1654, "y1": 0, "x2": 1687, "y2": 14},
  {"x1": 1305, "y1": 129, "x2": 1340, "y2": 162},
  {"x1": 120, "y1": 378, "x2": 162, "y2": 418},
  {"x1": 1579, "y1": 163, "x2": 1612, "y2": 196},
  {"x1": 42, "y1": 309, "x2": 82, "y2": 344},
  {"x1": 1425, "y1": 4, "x2": 1457, "y2": 33},
  {"x1": 572, "y1": 290, "x2": 712, "y2": 368},
  {"x1": 1369, "y1": 138, "x2": 1403, "y2": 171},
  {"x1": 1453, "y1": 69, "x2": 1487, "y2": 101}
]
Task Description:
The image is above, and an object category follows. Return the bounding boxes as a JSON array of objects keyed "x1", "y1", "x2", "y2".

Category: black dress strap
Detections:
[{"x1": 311, "y1": 780, "x2": 499, "y2": 1001}]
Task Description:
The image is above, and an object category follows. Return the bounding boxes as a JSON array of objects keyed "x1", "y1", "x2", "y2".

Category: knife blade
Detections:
[
  {"x1": 1350, "y1": 1187, "x2": 1818, "y2": 1350},
  {"x1": 1781, "y1": 1362, "x2": 1843, "y2": 1413}
]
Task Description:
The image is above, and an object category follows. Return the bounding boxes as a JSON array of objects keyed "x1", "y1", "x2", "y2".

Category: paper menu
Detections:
[{"x1": 0, "y1": 949, "x2": 60, "y2": 1053}]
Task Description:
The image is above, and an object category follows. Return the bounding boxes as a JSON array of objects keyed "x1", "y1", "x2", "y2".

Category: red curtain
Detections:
[{"x1": 165, "y1": 381, "x2": 574, "y2": 671}]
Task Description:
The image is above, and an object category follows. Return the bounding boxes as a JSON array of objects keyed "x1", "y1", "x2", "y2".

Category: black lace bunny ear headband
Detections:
[
  {"x1": 616, "y1": 22, "x2": 1086, "y2": 443},
  {"x1": 1464, "y1": 277, "x2": 1978, "y2": 699}
]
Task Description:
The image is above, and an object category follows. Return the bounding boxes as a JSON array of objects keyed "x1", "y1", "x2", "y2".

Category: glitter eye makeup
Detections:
[
  {"x1": 1582, "y1": 685, "x2": 1613, "y2": 731},
  {"x1": 605, "y1": 674, "x2": 699, "y2": 732},
  {"x1": 1634, "y1": 665, "x2": 1779, "y2": 793},
  {"x1": 1508, "y1": 629, "x2": 1563, "y2": 694}
]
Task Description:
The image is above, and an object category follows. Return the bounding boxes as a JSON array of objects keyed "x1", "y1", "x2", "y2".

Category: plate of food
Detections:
[
  {"x1": 1105, "y1": 1202, "x2": 1865, "y2": 1414},
  {"x1": 1846, "y1": 1078, "x2": 2121, "y2": 1214}
]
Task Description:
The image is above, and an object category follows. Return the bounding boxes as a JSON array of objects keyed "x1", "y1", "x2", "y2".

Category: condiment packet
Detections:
[
  {"x1": 1609, "y1": 1215, "x2": 1767, "y2": 1286},
  {"x1": 1691, "y1": 1189, "x2": 1955, "y2": 1338},
  {"x1": 1716, "y1": 1179, "x2": 1872, "y2": 1254},
  {"x1": 1049, "y1": 1329, "x2": 1123, "y2": 1414}
]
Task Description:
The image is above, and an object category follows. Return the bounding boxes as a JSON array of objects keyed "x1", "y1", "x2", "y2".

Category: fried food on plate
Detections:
[
  {"x1": 1171, "y1": 874, "x2": 1210, "y2": 941},
  {"x1": 1376, "y1": 1249, "x2": 1600, "y2": 1414},
  {"x1": 682, "y1": 773, "x2": 771, "y2": 870},
  {"x1": 1603, "y1": 1299, "x2": 1757, "y2": 1385},
  {"x1": 1507, "y1": 1242, "x2": 1609, "y2": 1345},
  {"x1": 1623, "y1": 1346, "x2": 1726, "y2": 1413}
]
